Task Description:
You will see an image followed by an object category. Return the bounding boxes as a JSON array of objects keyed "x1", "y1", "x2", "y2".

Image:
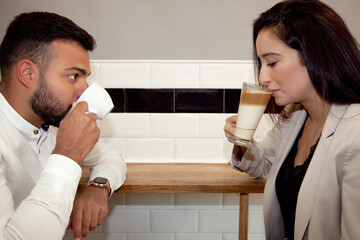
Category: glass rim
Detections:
[{"x1": 242, "y1": 82, "x2": 272, "y2": 93}]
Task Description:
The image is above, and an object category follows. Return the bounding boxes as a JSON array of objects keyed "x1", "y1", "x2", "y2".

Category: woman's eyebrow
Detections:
[{"x1": 260, "y1": 52, "x2": 281, "y2": 58}]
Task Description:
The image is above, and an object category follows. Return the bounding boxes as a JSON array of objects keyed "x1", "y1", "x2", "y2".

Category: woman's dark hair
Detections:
[
  {"x1": 253, "y1": 0, "x2": 360, "y2": 117},
  {"x1": 0, "y1": 12, "x2": 96, "y2": 80}
]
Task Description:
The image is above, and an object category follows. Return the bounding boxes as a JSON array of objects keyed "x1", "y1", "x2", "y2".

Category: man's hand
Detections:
[
  {"x1": 68, "y1": 186, "x2": 109, "y2": 239},
  {"x1": 53, "y1": 102, "x2": 100, "y2": 164}
]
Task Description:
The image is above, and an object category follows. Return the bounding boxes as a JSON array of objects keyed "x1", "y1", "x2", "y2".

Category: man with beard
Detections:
[{"x1": 0, "y1": 12, "x2": 127, "y2": 240}]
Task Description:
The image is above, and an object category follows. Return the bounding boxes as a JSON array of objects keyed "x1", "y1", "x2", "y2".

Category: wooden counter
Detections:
[{"x1": 78, "y1": 163, "x2": 266, "y2": 240}]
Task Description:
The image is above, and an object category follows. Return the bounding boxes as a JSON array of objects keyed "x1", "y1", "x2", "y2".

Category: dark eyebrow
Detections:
[
  {"x1": 260, "y1": 52, "x2": 281, "y2": 58},
  {"x1": 65, "y1": 67, "x2": 89, "y2": 76}
]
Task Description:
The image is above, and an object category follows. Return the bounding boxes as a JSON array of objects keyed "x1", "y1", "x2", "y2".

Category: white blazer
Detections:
[{"x1": 232, "y1": 104, "x2": 360, "y2": 240}]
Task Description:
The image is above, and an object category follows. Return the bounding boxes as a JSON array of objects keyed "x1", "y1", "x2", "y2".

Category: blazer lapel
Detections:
[
  {"x1": 264, "y1": 110, "x2": 307, "y2": 238},
  {"x1": 294, "y1": 104, "x2": 349, "y2": 240}
]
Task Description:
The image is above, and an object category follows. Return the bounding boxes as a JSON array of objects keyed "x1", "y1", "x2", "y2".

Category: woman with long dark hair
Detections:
[{"x1": 224, "y1": 0, "x2": 360, "y2": 239}]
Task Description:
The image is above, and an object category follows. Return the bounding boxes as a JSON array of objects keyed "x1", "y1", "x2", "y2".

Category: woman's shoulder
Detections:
[
  {"x1": 332, "y1": 104, "x2": 360, "y2": 141},
  {"x1": 344, "y1": 103, "x2": 360, "y2": 117}
]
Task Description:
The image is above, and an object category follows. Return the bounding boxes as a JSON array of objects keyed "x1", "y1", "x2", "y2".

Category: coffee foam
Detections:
[{"x1": 240, "y1": 89, "x2": 272, "y2": 105}]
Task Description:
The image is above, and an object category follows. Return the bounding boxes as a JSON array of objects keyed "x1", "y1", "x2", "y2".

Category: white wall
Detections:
[{"x1": 1, "y1": 0, "x2": 359, "y2": 60}]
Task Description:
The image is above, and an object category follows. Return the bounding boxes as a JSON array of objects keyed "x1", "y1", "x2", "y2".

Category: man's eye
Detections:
[{"x1": 69, "y1": 74, "x2": 78, "y2": 80}]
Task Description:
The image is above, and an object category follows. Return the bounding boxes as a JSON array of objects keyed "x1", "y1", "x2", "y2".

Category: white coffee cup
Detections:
[{"x1": 77, "y1": 82, "x2": 114, "y2": 120}]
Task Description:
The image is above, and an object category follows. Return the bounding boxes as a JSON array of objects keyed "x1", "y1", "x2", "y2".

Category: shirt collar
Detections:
[{"x1": 0, "y1": 93, "x2": 44, "y2": 140}]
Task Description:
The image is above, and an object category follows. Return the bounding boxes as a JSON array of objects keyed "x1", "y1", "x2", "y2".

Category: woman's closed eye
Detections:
[{"x1": 267, "y1": 61, "x2": 278, "y2": 67}]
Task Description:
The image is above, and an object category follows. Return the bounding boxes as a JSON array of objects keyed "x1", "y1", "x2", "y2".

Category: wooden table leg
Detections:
[{"x1": 239, "y1": 193, "x2": 249, "y2": 240}]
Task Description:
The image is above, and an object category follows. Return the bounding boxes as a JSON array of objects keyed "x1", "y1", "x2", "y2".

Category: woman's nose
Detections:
[{"x1": 259, "y1": 68, "x2": 271, "y2": 87}]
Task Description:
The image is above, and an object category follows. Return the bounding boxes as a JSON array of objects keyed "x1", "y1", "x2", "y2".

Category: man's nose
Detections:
[{"x1": 77, "y1": 81, "x2": 89, "y2": 99}]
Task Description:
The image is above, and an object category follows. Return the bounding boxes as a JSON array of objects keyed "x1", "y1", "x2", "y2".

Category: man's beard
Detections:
[{"x1": 30, "y1": 74, "x2": 71, "y2": 127}]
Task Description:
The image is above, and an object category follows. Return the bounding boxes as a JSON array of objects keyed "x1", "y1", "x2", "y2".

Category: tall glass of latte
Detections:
[{"x1": 229, "y1": 82, "x2": 272, "y2": 148}]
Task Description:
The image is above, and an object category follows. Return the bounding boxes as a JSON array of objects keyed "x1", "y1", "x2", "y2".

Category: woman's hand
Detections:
[{"x1": 224, "y1": 115, "x2": 237, "y2": 139}]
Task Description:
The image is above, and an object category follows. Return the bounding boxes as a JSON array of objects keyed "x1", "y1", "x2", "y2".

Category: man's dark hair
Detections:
[{"x1": 0, "y1": 11, "x2": 96, "y2": 79}]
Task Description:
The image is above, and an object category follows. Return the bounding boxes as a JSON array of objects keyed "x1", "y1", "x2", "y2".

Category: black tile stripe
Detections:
[
  {"x1": 225, "y1": 89, "x2": 241, "y2": 113},
  {"x1": 125, "y1": 89, "x2": 174, "y2": 113},
  {"x1": 106, "y1": 88, "x2": 282, "y2": 114},
  {"x1": 175, "y1": 89, "x2": 223, "y2": 113},
  {"x1": 106, "y1": 89, "x2": 125, "y2": 112}
]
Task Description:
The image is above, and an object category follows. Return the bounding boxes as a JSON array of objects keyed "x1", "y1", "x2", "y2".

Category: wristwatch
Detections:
[{"x1": 88, "y1": 177, "x2": 111, "y2": 197}]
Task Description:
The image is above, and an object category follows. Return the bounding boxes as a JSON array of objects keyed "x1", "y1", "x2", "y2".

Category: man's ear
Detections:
[{"x1": 16, "y1": 60, "x2": 39, "y2": 88}]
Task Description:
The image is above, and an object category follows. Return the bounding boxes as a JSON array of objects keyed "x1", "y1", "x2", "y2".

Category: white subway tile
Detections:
[
  {"x1": 200, "y1": 63, "x2": 249, "y2": 89},
  {"x1": 222, "y1": 234, "x2": 238, "y2": 240},
  {"x1": 223, "y1": 193, "x2": 239, "y2": 210},
  {"x1": 149, "y1": 63, "x2": 199, "y2": 88},
  {"x1": 150, "y1": 114, "x2": 199, "y2": 137},
  {"x1": 108, "y1": 193, "x2": 126, "y2": 211},
  {"x1": 223, "y1": 138, "x2": 234, "y2": 162},
  {"x1": 126, "y1": 193, "x2": 174, "y2": 209},
  {"x1": 86, "y1": 233, "x2": 127, "y2": 240},
  {"x1": 249, "y1": 193, "x2": 264, "y2": 210},
  {"x1": 248, "y1": 234, "x2": 266, "y2": 240},
  {"x1": 199, "y1": 210, "x2": 238, "y2": 233},
  {"x1": 199, "y1": 114, "x2": 229, "y2": 137},
  {"x1": 151, "y1": 210, "x2": 198, "y2": 232},
  {"x1": 249, "y1": 62, "x2": 257, "y2": 84},
  {"x1": 99, "y1": 113, "x2": 150, "y2": 138},
  {"x1": 100, "y1": 138, "x2": 126, "y2": 159},
  {"x1": 175, "y1": 193, "x2": 222, "y2": 210},
  {"x1": 88, "y1": 62, "x2": 100, "y2": 85},
  {"x1": 175, "y1": 233, "x2": 222, "y2": 240},
  {"x1": 174, "y1": 138, "x2": 224, "y2": 161},
  {"x1": 127, "y1": 233, "x2": 175, "y2": 240},
  {"x1": 125, "y1": 138, "x2": 174, "y2": 161},
  {"x1": 248, "y1": 209, "x2": 265, "y2": 234},
  {"x1": 104, "y1": 210, "x2": 150, "y2": 232},
  {"x1": 99, "y1": 62, "x2": 149, "y2": 88}
]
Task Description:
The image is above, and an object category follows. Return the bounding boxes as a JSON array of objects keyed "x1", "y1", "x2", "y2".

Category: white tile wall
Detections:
[
  {"x1": 198, "y1": 210, "x2": 238, "y2": 232},
  {"x1": 150, "y1": 114, "x2": 199, "y2": 138},
  {"x1": 99, "y1": 113, "x2": 151, "y2": 138},
  {"x1": 199, "y1": 63, "x2": 250, "y2": 88},
  {"x1": 105, "y1": 210, "x2": 151, "y2": 232},
  {"x1": 175, "y1": 233, "x2": 222, "y2": 240},
  {"x1": 100, "y1": 62, "x2": 149, "y2": 88},
  {"x1": 126, "y1": 193, "x2": 174, "y2": 210},
  {"x1": 64, "y1": 60, "x2": 269, "y2": 240},
  {"x1": 151, "y1": 210, "x2": 198, "y2": 232},
  {"x1": 199, "y1": 114, "x2": 231, "y2": 138},
  {"x1": 125, "y1": 138, "x2": 174, "y2": 162},
  {"x1": 149, "y1": 63, "x2": 199, "y2": 88},
  {"x1": 127, "y1": 233, "x2": 174, "y2": 240},
  {"x1": 174, "y1": 138, "x2": 225, "y2": 163},
  {"x1": 174, "y1": 193, "x2": 222, "y2": 210}
]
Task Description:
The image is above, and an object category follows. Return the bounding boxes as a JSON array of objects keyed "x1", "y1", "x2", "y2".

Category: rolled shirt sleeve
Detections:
[{"x1": 1, "y1": 154, "x2": 81, "y2": 240}]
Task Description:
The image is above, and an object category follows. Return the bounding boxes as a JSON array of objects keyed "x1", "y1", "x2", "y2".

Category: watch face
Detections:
[{"x1": 94, "y1": 177, "x2": 108, "y2": 184}]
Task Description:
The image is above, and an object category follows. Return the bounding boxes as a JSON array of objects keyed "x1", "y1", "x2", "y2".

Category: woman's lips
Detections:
[{"x1": 271, "y1": 89, "x2": 280, "y2": 97}]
